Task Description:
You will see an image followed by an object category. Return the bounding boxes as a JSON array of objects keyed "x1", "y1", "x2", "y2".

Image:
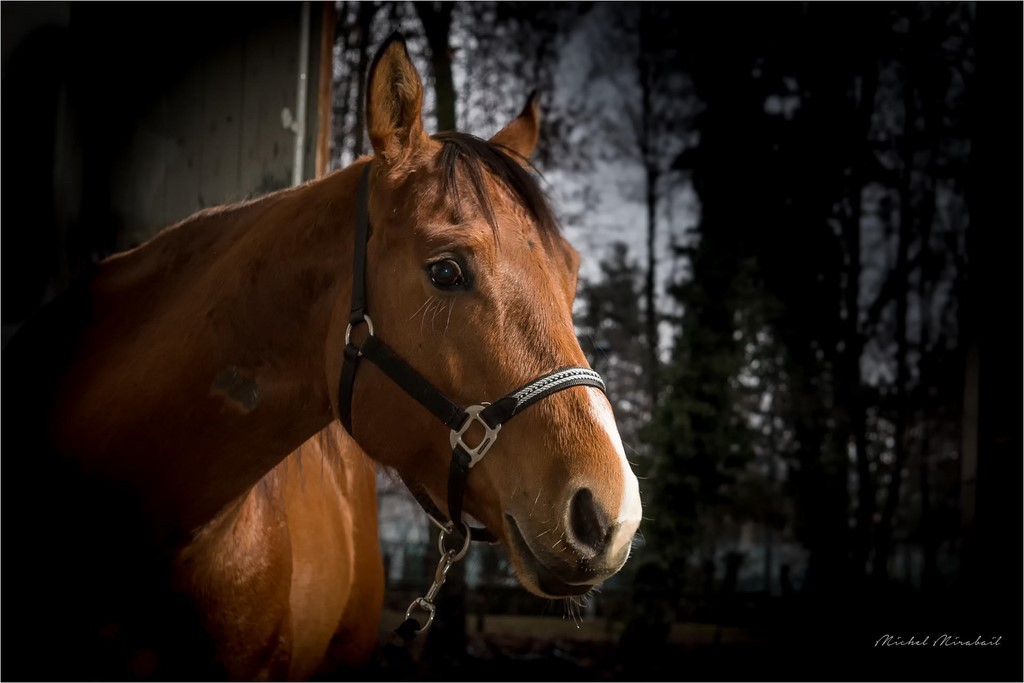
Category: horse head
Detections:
[{"x1": 338, "y1": 35, "x2": 642, "y2": 598}]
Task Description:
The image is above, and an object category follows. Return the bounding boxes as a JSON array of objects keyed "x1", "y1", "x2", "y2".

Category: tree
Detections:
[
  {"x1": 577, "y1": 242, "x2": 649, "y2": 453},
  {"x1": 644, "y1": 2, "x2": 978, "y2": 603},
  {"x1": 414, "y1": 2, "x2": 456, "y2": 131}
]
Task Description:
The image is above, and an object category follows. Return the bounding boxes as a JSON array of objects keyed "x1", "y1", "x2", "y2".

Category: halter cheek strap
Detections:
[{"x1": 338, "y1": 164, "x2": 606, "y2": 543}]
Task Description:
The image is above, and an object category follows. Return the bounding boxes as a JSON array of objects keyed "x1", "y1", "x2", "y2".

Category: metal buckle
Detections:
[{"x1": 449, "y1": 404, "x2": 501, "y2": 467}]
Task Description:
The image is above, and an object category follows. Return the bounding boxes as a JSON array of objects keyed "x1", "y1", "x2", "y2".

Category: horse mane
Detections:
[{"x1": 433, "y1": 131, "x2": 560, "y2": 242}]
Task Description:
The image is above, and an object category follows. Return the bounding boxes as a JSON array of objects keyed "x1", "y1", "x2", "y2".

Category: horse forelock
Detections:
[{"x1": 432, "y1": 131, "x2": 560, "y2": 244}]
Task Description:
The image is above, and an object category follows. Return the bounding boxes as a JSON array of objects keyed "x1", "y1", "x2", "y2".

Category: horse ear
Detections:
[
  {"x1": 366, "y1": 33, "x2": 428, "y2": 166},
  {"x1": 490, "y1": 90, "x2": 542, "y2": 160}
]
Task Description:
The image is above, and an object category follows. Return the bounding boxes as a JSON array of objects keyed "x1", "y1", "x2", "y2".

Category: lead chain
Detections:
[{"x1": 403, "y1": 526, "x2": 471, "y2": 634}]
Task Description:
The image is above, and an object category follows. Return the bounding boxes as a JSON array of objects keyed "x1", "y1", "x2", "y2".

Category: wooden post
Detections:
[{"x1": 315, "y1": 1, "x2": 337, "y2": 178}]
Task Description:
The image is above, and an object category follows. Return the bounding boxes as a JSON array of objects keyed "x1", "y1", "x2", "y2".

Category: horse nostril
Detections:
[{"x1": 568, "y1": 487, "x2": 610, "y2": 554}]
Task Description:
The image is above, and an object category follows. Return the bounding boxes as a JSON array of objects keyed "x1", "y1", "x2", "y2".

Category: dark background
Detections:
[{"x1": 2, "y1": 2, "x2": 1020, "y2": 681}]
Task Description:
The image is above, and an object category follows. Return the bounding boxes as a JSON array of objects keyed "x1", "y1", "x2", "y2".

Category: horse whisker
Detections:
[
  {"x1": 408, "y1": 297, "x2": 434, "y2": 322},
  {"x1": 444, "y1": 298, "x2": 455, "y2": 336},
  {"x1": 424, "y1": 300, "x2": 434, "y2": 332},
  {"x1": 565, "y1": 596, "x2": 584, "y2": 628},
  {"x1": 430, "y1": 298, "x2": 444, "y2": 332},
  {"x1": 419, "y1": 297, "x2": 438, "y2": 333},
  {"x1": 531, "y1": 487, "x2": 543, "y2": 517}
]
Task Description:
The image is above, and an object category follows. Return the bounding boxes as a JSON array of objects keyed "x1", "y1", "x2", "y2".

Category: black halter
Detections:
[{"x1": 338, "y1": 164, "x2": 606, "y2": 543}]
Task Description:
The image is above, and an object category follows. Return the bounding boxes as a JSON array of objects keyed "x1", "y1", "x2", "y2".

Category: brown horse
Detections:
[{"x1": 1, "y1": 35, "x2": 641, "y2": 680}]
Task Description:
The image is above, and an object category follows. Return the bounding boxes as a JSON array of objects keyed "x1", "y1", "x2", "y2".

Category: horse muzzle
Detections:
[{"x1": 504, "y1": 507, "x2": 637, "y2": 599}]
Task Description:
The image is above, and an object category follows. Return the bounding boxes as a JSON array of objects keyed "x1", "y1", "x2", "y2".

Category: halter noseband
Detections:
[{"x1": 338, "y1": 164, "x2": 606, "y2": 543}]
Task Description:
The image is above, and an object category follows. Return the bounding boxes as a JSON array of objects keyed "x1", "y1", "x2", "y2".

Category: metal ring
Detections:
[
  {"x1": 438, "y1": 524, "x2": 472, "y2": 563},
  {"x1": 344, "y1": 314, "x2": 375, "y2": 347}
]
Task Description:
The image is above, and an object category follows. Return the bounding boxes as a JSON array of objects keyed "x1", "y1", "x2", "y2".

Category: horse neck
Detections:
[{"x1": 60, "y1": 162, "x2": 368, "y2": 538}]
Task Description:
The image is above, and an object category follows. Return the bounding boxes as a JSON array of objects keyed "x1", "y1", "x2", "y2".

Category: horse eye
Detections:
[{"x1": 428, "y1": 259, "x2": 465, "y2": 289}]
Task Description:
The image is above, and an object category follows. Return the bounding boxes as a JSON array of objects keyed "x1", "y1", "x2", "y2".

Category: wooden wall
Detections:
[
  {"x1": 76, "y1": 3, "x2": 325, "y2": 248},
  {"x1": 99, "y1": 4, "x2": 323, "y2": 248},
  {"x1": 2, "y1": 3, "x2": 327, "y2": 334}
]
